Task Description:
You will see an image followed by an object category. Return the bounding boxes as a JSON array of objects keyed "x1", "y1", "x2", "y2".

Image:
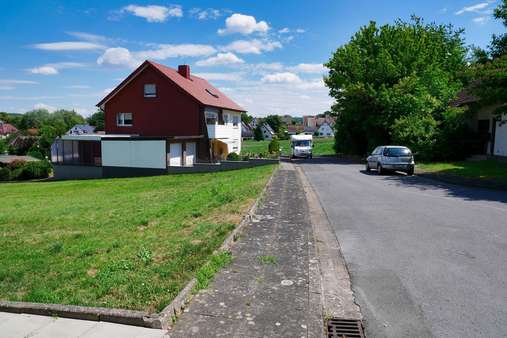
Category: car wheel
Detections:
[
  {"x1": 366, "y1": 163, "x2": 371, "y2": 172},
  {"x1": 406, "y1": 168, "x2": 414, "y2": 176},
  {"x1": 377, "y1": 164, "x2": 384, "y2": 175}
]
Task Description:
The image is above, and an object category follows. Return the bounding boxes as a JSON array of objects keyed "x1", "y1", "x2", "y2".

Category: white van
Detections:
[{"x1": 290, "y1": 134, "x2": 313, "y2": 159}]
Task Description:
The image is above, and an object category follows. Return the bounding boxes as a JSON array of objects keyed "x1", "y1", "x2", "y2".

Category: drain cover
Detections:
[{"x1": 327, "y1": 318, "x2": 365, "y2": 338}]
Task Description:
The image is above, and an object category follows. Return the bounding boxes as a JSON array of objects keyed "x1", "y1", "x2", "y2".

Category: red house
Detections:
[{"x1": 51, "y1": 60, "x2": 246, "y2": 178}]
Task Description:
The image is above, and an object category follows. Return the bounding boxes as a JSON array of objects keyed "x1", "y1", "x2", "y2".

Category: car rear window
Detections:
[{"x1": 384, "y1": 147, "x2": 411, "y2": 156}]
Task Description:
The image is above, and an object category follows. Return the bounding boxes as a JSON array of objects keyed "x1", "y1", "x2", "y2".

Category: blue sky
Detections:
[{"x1": 0, "y1": 0, "x2": 504, "y2": 117}]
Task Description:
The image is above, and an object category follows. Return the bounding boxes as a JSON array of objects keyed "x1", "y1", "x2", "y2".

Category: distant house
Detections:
[
  {"x1": 0, "y1": 120, "x2": 18, "y2": 138},
  {"x1": 287, "y1": 124, "x2": 304, "y2": 135},
  {"x1": 67, "y1": 124, "x2": 96, "y2": 135},
  {"x1": 51, "y1": 60, "x2": 246, "y2": 179},
  {"x1": 260, "y1": 123, "x2": 275, "y2": 140},
  {"x1": 317, "y1": 122, "x2": 334, "y2": 137},
  {"x1": 241, "y1": 121, "x2": 254, "y2": 140},
  {"x1": 303, "y1": 116, "x2": 317, "y2": 129},
  {"x1": 303, "y1": 126, "x2": 317, "y2": 135},
  {"x1": 452, "y1": 90, "x2": 507, "y2": 157}
]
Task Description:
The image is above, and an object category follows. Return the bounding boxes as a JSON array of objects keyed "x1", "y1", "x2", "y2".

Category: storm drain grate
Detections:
[{"x1": 327, "y1": 318, "x2": 365, "y2": 338}]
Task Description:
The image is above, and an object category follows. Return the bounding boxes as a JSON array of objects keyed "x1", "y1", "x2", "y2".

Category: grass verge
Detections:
[
  {"x1": 241, "y1": 137, "x2": 335, "y2": 156},
  {"x1": 417, "y1": 160, "x2": 507, "y2": 183},
  {"x1": 0, "y1": 165, "x2": 275, "y2": 312}
]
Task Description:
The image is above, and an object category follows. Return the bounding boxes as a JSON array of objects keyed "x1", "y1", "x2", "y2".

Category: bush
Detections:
[
  {"x1": 21, "y1": 160, "x2": 51, "y2": 179},
  {"x1": 226, "y1": 152, "x2": 241, "y2": 161},
  {"x1": 0, "y1": 167, "x2": 10, "y2": 181},
  {"x1": 27, "y1": 148, "x2": 45, "y2": 160},
  {"x1": 6, "y1": 160, "x2": 51, "y2": 180},
  {"x1": 268, "y1": 139, "x2": 280, "y2": 154},
  {"x1": 7, "y1": 160, "x2": 26, "y2": 170}
]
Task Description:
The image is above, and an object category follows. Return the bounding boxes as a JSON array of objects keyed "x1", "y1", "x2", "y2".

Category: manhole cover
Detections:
[{"x1": 327, "y1": 318, "x2": 365, "y2": 338}]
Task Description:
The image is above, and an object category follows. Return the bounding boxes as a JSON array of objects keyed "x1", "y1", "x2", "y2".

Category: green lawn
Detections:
[
  {"x1": 0, "y1": 165, "x2": 275, "y2": 312},
  {"x1": 242, "y1": 137, "x2": 335, "y2": 156},
  {"x1": 418, "y1": 160, "x2": 507, "y2": 183}
]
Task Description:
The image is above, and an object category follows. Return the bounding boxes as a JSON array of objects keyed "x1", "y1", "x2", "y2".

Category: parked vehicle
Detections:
[
  {"x1": 290, "y1": 134, "x2": 313, "y2": 159},
  {"x1": 366, "y1": 145, "x2": 415, "y2": 175}
]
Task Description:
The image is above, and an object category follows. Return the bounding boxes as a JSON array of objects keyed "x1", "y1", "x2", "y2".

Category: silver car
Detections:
[{"x1": 366, "y1": 145, "x2": 415, "y2": 175}]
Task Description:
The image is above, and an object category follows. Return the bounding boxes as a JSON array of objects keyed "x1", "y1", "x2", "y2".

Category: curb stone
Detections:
[
  {"x1": 295, "y1": 165, "x2": 362, "y2": 321},
  {"x1": 0, "y1": 165, "x2": 279, "y2": 330}
]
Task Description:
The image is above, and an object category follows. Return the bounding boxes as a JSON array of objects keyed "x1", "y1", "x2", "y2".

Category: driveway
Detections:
[{"x1": 298, "y1": 157, "x2": 507, "y2": 338}]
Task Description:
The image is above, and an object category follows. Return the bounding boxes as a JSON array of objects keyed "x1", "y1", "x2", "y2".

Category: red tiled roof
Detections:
[
  {"x1": 0, "y1": 122, "x2": 17, "y2": 135},
  {"x1": 97, "y1": 60, "x2": 245, "y2": 112}
]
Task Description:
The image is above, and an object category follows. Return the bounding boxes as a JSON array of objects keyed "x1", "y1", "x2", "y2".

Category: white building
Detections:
[
  {"x1": 260, "y1": 123, "x2": 275, "y2": 140},
  {"x1": 317, "y1": 122, "x2": 334, "y2": 137}
]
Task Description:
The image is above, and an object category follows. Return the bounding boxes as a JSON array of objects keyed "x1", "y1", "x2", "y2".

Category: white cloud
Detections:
[
  {"x1": 97, "y1": 44, "x2": 216, "y2": 68},
  {"x1": 33, "y1": 41, "x2": 106, "y2": 51},
  {"x1": 135, "y1": 44, "x2": 216, "y2": 59},
  {"x1": 455, "y1": 2, "x2": 489, "y2": 15},
  {"x1": 195, "y1": 52, "x2": 244, "y2": 66},
  {"x1": 33, "y1": 103, "x2": 56, "y2": 112},
  {"x1": 261, "y1": 72, "x2": 302, "y2": 84},
  {"x1": 28, "y1": 62, "x2": 85, "y2": 75},
  {"x1": 218, "y1": 13, "x2": 269, "y2": 35},
  {"x1": 295, "y1": 28, "x2": 305, "y2": 33},
  {"x1": 0, "y1": 86, "x2": 15, "y2": 90},
  {"x1": 97, "y1": 47, "x2": 140, "y2": 68},
  {"x1": 30, "y1": 66, "x2": 58, "y2": 75},
  {"x1": 472, "y1": 15, "x2": 490, "y2": 23},
  {"x1": 0, "y1": 79, "x2": 38, "y2": 85},
  {"x1": 66, "y1": 85, "x2": 90, "y2": 89},
  {"x1": 66, "y1": 31, "x2": 106, "y2": 42},
  {"x1": 221, "y1": 39, "x2": 282, "y2": 54},
  {"x1": 194, "y1": 72, "x2": 243, "y2": 81},
  {"x1": 123, "y1": 4, "x2": 182, "y2": 22},
  {"x1": 190, "y1": 8, "x2": 222, "y2": 20},
  {"x1": 279, "y1": 27, "x2": 290, "y2": 34},
  {"x1": 288, "y1": 63, "x2": 328, "y2": 74}
]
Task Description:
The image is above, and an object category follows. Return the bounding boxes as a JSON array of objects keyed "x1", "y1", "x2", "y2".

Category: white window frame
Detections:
[
  {"x1": 117, "y1": 112, "x2": 133, "y2": 127},
  {"x1": 232, "y1": 115, "x2": 240, "y2": 127},
  {"x1": 205, "y1": 111, "x2": 218, "y2": 125},
  {"x1": 144, "y1": 84, "x2": 156, "y2": 98}
]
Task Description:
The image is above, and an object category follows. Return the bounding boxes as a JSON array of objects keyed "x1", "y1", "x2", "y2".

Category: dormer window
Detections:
[{"x1": 144, "y1": 84, "x2": 156, "y2": 97}]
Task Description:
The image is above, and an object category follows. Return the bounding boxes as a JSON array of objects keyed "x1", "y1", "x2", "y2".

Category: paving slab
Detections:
[
  {"x1": 0, "y1": 312, "x2": 168, "y2": 338},
  {"x1": 169, "y1": 162, "x2": 324, "y2": 337}
]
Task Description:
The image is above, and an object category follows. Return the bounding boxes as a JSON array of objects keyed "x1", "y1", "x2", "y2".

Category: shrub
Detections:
[
  {"x1": 242, "y1": 154, "x2": 250, "y2": 161},
  {"x1": 21, "y1": 160, "x2": 51, "y2": 179},
  {"x1": 0, "y1": 167, "x2": 10, "y2": 181},
  {"x1": 7, "y1": 160, "x2": 26, "y2": 171},
  {"x1": 268, "y1": 138, "x2": 280, "y2": 154},
  {"x1": 27, "y1": 149, "x2": 45, "y2": 160},
  {"x1": 226, "y1": 152, "x2": 241, "y2": 161},
  {"x1": 7, "y1": 160, "x2": 51, "y2": 180}
]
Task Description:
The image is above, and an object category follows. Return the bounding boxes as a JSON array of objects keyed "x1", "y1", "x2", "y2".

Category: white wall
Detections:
[
  {"x1": 102, "y1": 140, "x2": 166, "y2": 169},
  {"x1": 206, "y1": 108, "x2": 242, "y2": 154},
  {"x1": 494, "y1": 120, "x2": 507, "y2": 157}
]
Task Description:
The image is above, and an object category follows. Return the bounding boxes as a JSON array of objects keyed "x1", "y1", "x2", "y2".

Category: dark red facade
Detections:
[{"x1": 104, "y1": 64, "x2": 202, "y2": 137}]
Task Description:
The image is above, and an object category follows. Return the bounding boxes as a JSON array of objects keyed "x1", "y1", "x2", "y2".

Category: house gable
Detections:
[{"x1": 104, "y1": 64, "x2": 201, "y2": 137}]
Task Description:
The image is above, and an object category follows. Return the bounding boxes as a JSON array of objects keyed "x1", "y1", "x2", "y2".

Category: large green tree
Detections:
[
  {"x1": 466, "y1": 0, "x2": 507, "y2": 119},
  {"x1": 87, "y1": 109, "x2": 105, "y2": 131},
  {"x1": 325, "y1": 17, "x2": 469, "y2": 159}
]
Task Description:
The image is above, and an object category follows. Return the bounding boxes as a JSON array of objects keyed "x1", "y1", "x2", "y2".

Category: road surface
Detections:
[{"x1": 299, "y1": 157, "x2": 507, "y2": 338}]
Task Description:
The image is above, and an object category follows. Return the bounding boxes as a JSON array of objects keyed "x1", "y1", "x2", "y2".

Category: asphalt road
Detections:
[{"x1": 298, "y1": 157, "x2": 507, "y2": 338}]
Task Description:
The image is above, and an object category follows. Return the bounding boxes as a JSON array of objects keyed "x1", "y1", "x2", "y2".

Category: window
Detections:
[
  {"x1": 117, "y1": 112, "x2": 133, "y2": 126},
  {"x1": 205, "y1": 111, "x2": 217, "y2": 125},
  {"x1": 144, "y1": 84, "x2": 156, "y2": 97},
  {"x1": 232, "y1": 115, "x2": 240, "y2": 127},
  {"x1": 223, "y1": 113, "x2": 230, "y2": 124}
]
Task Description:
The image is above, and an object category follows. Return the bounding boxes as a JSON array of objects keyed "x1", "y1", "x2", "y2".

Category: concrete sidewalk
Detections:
[
  {"x1": 0, "y1": 312, "x2": 167, "y2": 338},
  {"x1": 169, "y1": 162, "x2": 324, "y2": 337}
]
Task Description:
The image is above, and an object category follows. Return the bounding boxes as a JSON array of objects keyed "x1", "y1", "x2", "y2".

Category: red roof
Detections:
[
  {"x1": 0, "y1": 122, "x2": 17, "y2": 135},
  {"x1": 97, "y1": 60, "x2": 245, "y2": 112}
]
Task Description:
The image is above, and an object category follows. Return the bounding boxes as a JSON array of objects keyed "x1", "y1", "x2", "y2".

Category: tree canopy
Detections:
[{"x1": 325, "y1": 17, "x2": 470, "y2": 159}]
